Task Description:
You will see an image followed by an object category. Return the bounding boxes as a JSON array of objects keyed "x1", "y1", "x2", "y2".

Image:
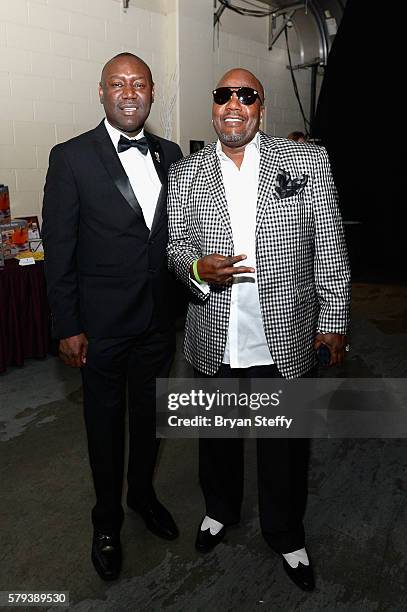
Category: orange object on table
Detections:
[
  {"x1": 11, "y1": 226, "x2": 28, "y2": 245},
  {"x1": 1, "y1": 220, "x2": 29, "y2": 259},
  {"x1": 0, "y1": 184, "x2": 11, "y2": 223}
]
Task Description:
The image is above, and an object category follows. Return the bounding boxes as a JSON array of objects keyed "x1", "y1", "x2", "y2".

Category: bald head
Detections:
[
  {"x1": 100, "y1": 52, "x2": 153, "y2": 87},
  {"x1": 212, "y1": 67, "x2": 265, "y2": 152},
  {"x1": 216, "y1": 68, "x2": 264, "y2": 104},
  {"x1": 98, "y1": 52, "x2": 154, "y2": 137}
]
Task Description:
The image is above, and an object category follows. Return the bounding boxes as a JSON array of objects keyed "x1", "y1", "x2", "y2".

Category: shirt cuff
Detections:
[{"x1": 190, "y1": 275, "x2": 210, "y2": 294}]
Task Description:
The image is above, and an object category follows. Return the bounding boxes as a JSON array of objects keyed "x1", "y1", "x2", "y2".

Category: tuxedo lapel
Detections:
[
  {"x1": 145, "y1": 132, "x2": 165, "y2": 183},
  {"x1": 202, "y1": 146, "x2": 233, "y2": 244},
  {"x1": 256, "y1": 132, "x2": 281, "y2": 236},
  {"x1": 91, "y1": 122, "x2": 145, "y2": 222},
  {"x1": 145, "y1": 132, "x2": 167, "y2": 237},
  {"x1": 149, "y1": 182, "x2": 168, "y2": 238}
]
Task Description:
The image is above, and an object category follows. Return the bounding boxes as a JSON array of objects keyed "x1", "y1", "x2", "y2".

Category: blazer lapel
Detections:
[
  {"x1": 202, "y1": 146, "x2": 233, "y2": 244},
  {"x1": 92, "y1": 121, "x2": 145, "y2": 222},
  {"x1": 256, "y1": 132, "x2": 281, "y2": 236}
]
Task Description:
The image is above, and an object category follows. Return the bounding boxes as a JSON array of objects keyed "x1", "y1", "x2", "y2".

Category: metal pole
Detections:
[
  {"x1": 269, "y1": 10, "x2": 297, "y2": 50},
  {"x1": 310, "y1": 64, "x2": 317, "y2": 136},
  {"x1": 214, "y1": 1, "x2": 227, "y2": 26}
]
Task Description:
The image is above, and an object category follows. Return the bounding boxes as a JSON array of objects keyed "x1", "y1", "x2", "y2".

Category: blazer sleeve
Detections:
[
  {"x1": 166, "y1": 164, "x2": 209, "y2": 302},
  {"x1": 313, "y1": 147, "x2": 351, "y2": 334},
  {"x1": 42, "y1": 145, "x2": 83, "y2": 339}
]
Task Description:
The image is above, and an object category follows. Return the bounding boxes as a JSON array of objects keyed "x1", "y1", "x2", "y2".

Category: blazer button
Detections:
[{"x1": 148, "y1": 268, "x2": 155, "y2": 274}]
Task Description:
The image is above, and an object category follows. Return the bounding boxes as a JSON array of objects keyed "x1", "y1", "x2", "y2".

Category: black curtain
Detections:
[{"x1": 313, "y1": 0, "x2": 403, "y2": 281}]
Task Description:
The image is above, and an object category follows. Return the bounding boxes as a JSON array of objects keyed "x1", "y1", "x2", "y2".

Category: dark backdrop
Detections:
[{"x1": 313, "y1": 0, "x2": 403, "y2": 282}]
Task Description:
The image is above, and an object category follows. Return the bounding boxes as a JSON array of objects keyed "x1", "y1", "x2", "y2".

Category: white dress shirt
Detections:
[
  {"x1": 219, "y1": 134, "x2": 273, "y2": 368},
  {"x1": 104, "y1": 118, "x2": 161, "y2": 230},
  {"x1": 193, "y1": 133, "x2": 273, "y2": 368}
]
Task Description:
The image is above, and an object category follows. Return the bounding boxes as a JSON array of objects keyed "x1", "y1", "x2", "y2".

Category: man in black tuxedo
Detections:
[{"x1": 42, "y1": 53, "x2": 183, "y2": 580}]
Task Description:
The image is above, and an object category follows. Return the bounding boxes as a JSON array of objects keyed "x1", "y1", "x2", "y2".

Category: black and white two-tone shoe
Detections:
[
  {"x1": 195, "y1": 518, "x2": 226, "y2": 553},
  {"x1": 282, "y1": 550, "x2": 315, "y2": 591}
]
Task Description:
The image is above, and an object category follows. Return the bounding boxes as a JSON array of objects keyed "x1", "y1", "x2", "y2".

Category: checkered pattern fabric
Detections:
[{"x1": 167, "y1": 131, "x2": 351, "y2": 378}]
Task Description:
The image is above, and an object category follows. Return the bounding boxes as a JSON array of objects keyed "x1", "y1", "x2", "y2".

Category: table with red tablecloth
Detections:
[{"x1": 0, "y1": 259, "x2": 50, "y2": 373}]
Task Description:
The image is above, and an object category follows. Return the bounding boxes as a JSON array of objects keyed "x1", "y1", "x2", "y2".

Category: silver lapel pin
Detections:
[{"x1": 154, "y1": 151, "x2": 160, "y2": 163}]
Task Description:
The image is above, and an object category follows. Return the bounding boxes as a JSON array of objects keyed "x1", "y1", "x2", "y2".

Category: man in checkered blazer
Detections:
[{"x1": 167, "y1": 68, "x2": 351, "y2": 591}]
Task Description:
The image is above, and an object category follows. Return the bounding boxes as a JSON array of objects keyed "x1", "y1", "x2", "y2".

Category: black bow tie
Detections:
[{"x1": 117, "y1": 135, "x2": 149, "y2": 155}]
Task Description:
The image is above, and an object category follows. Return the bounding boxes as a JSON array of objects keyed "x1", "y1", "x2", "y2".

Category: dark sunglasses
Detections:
[{"x1": 212, "y1": 86, "x2": 263, "y2": 106}]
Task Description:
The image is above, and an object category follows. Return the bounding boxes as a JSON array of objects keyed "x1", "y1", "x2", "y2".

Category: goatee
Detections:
[{"x1": 219, "y1": 132, "x2": 243, "y2": 144}]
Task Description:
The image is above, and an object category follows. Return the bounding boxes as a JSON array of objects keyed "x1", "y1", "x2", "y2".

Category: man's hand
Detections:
[
  {"x1": 314, "y1": 333, "x2": 348, "y2": 366},
  {"x1": 59, "y1": 333, "x2": 88, "y2": 368},
  {"x1": 193, "y1": 254, "x2": 255, "y2": 285}
]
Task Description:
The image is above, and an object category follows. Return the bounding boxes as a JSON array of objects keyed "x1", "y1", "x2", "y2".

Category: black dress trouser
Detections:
[
  {"x1": 197, "y1": 363, "x2": 311, "y2": 554},
  {"x1": 81, "y1": 324, "x2": 175, "y2": 533}
]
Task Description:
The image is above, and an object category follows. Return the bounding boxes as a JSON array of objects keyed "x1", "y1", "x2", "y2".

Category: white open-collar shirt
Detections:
[
  {"x1": 104, "y1": 118, "x2": 161, "y2": 230},
  {"x1": 195, "y1": 133, "x2": 274, "y2": 369}
]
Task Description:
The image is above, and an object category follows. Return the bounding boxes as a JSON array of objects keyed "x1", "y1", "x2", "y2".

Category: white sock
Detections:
[
  {"x1": 200, "y1": 515, "x2": 224, "y2": 535},
  {"x1": 282, "y1": 547, "x2": 309, "y2": 568}
]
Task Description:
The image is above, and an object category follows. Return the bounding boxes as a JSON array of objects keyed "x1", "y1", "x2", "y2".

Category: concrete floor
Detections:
[{"x1": 1, "y1": 283, "x2": 407, "y2": 612}]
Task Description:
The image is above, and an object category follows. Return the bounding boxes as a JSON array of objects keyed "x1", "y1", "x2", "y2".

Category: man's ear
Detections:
[
  {"x1": 151, "y1": 83, "x2": 155, "y2": 103},
  {"x1": 98, "y1": 82, "x2": 104, "y2": 105}
]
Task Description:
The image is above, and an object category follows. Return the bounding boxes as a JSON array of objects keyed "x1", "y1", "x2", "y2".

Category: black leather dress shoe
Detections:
[
  {"x1": 195, "y1": 520, "x2": 226, "y2": 553},
  {"x1": 129, "y1": 499, "x2": 179, "y2": 540},
  {"x1": 91, "y1": 531, "x2": 122, "y2": 581},
  {"x1": 282, "y1": 557, "x2": 315, "y2": 591}
]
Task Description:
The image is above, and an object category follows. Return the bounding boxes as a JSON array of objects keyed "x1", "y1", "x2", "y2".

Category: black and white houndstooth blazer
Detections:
[{"x1": 167, "y1": 131, "x2": 351, "y2": 378}]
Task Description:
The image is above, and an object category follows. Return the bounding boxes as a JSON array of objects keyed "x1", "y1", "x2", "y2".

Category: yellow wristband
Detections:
[{"x1": 192, "y1": 259, "x2": 203, "y2": 284}]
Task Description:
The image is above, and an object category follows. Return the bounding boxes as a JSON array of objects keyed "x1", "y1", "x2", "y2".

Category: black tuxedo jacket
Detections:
[{"x1": 42, "y1": 120, "x2": 183, "y2": 340}]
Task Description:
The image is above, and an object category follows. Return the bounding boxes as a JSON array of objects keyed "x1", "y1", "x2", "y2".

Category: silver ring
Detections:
[{"x1": 345, "y1": 344, "x2": 350, "y2": 352}]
